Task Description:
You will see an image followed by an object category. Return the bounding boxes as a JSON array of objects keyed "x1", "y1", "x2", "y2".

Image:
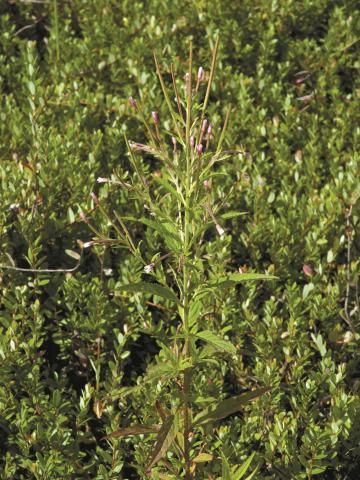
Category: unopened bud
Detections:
[
  {"x1": 190, "y1": 136, "x2": 195, "y2": 148},
  {"x1": 197, "y1": 144, "x2": 203, "y2": 156},
  {"x1": 216, "y1": 224, "x2": 225, "y2": 239},
  {"x1": 197, "y1": 66, "x2": 204, "y2": 81},
  {"x1": 201, "y1": 119, "x2": 208, "y2": 133},
  {"x1": 97, "y1": 177, "x2": 108, "y2": 183},
  {"x1": 152, "y1": 111, "x2": 159, "y2": 124},
  {"x1": 172, "y1": 136, "x2": 177, "y2": 151},
  {"x1": 79, "y1": 211, "x2": 88, "y2": 223},
  {"x1": 203, "y1": 180, "x2": 210, "y2": 190},
  {"x1": 128, "y1": 96, "x2": 137, "y2": 109},
  {"x1": 90, "y1": 192, "x2": 99, "y2": 204},
  {"x1": 207, "y1": 123, "x2": 213, "y2": 135},
  {"x1": 83, "y1": 241, "x2": 94, "y2": 248}
]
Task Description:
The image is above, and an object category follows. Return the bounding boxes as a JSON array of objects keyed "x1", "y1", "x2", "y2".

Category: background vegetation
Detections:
[{"x1": 0, "y1": 0, "x2": 359, "y2": 478}]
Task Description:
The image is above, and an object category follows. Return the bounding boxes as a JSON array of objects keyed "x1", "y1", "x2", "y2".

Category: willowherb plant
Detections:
[{"x1": 86, "y1": 40, "x2": 275, "y2": 478}]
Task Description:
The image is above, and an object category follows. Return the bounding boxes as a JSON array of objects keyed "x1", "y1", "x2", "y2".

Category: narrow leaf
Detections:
[
  {"x1": 220, "y1": 211, "x2": 248, "y2": 219},
  {"x1": 193, "y1": 387, "x2": 271, "y2": 426},
  {"x1": 234, "y1": 452, "x2": 255, "y2": 480},
  {"x1": 105, "y1": 424, "x2": 160, "y2": 439},
  {"x1": 147, "y1": 415, "x2": 175, "y2": 470},
  {"x1": 193, "y1": 453, "x2": 213, "y2": 463},
  {"x1": 196, "y1": 330, "x2": 236, "y2": 355},
  {"x1": 116, "y1": 282, "x2": 180, "y2": 304},
  {"x1": 209, "y1": 273, "x2": 277, "y2": 289}
]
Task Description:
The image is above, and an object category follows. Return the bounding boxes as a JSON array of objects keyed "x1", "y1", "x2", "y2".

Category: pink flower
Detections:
[
  {"x1": 303, "y1": 264, "x2": 313, "y2": 277},
  {"x1": 197, "y1": 66, "x2": 204, "y2": 81},
  {"x1": 90, "y1": 192, "x2": 99, "y2": 204},
  {"x1": 128, "y1": 96, "x2": 137, "y2": 109},
  {"x1": 197, "y1": 144, "x2": 203, "y2": 156}
]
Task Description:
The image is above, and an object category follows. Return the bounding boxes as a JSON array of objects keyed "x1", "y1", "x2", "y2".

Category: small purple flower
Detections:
[
  {"x1": 201, "y1": 119, "x2": 208, "y2": 133},
  {"x1": 190, "y1": 136, "x2": 195, "y2": 148},
  {"x1": 128, "y1": 96, "x2": 137, "y2": 109},
  {"x1": 197, "y1": 66, "x2": 204, "y2": 82},
  {"x1": 152, "y1": 111, "x2": 159, "y2": 124},
  {"x1": 197, "y1": 144, "x2": 203, "y2": 156},
  {"x1": 207, "y1": 123, "x2": 213, "y2": 135}
]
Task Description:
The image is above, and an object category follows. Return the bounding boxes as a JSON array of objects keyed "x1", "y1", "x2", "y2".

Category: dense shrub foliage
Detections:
[{"x1": 0, "y1": 1, "x2": 359, "y2": 478}]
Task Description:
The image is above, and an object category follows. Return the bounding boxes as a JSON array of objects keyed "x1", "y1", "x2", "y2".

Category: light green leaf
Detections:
[
  {"x1": 65, "y1": 249, "x2": 81, "y2": 261},
  {"x1": 147, "y1": 414, "x2": 175, "y2": 470},
  {"x1": 116, "y1": 282, "x2": 179, "y2": 304},
  {"x1": 209, "y1": 273, "x2": 277, "y2": 289},
  {"x1": 193, "y1": 453, "x2": 213, "y2": 463},
  {"x1": 193, "y1": 387, "x2": 271, "y2": 426},
  {"x1": 220, "y1": 211, "x2": 248, "y2": 219},
  {"x1": 196, "y1": 330, "x2": 236, "y2": 355},
  {"x1": 233, "y1": 452, "x2": 256, "y2": 479}
]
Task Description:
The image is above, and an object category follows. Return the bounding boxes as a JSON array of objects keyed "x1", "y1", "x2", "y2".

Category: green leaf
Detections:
[
  {"x1": 147, "y1": 414, "x2": 175, "y2": 470},
  {"x1": 193, "y1": 387, "x2": 271, "y2": 426},
  {"x1": 116, "y1": 282, "x2": 180, "y2": 304},
  {"x1": 65, "y1": 249, "x2": 81, "y2": 261},
  {"x1": 105, "y1": 424, "x2": 160, "y2": 439},
  {"x1": 220, "y1": 211, "x2": 248, "y2": 219},
  {"x1": 196, "y1": 330, "x2": 236, "y2": 355},
  {"x1": 233, "y1": 452, "x2": 256, "y2": 479},
  {"x1": 193, "y1": 452, "x2": 213, "y2": 463},
  {"x1": 209, "y1": 272, "x2": 277, "y2": 289}
]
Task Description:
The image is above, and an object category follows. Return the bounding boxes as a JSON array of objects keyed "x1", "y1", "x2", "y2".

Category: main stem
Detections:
[{"x1": 182, "y1": 43, "x2": 192, "y2": 480}]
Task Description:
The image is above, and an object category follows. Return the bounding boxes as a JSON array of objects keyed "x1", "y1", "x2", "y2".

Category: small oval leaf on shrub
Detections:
[
  {"x1": 193, "y1": 387, "x2": 271, "y2": 426},
  {"x1": 193, "y1": 452, "x2": 213, "y2": 463},
  {"x1": 65, "y1": 249, "x2": 81, "y2": 261}
]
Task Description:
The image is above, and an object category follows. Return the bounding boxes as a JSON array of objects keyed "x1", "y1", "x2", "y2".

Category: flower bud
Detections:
[
  {"x1": 90, "y1": 192, "x2": 99, "y2": 204},
  {"x1": 197, "y1": 143, "x2": 203, "y2": 156},
  {"x1": 172, "y1": 136, "x2": 177, "y2": 151},
  {"x1": 201, "y1": 119, "x2": 208, "y2": 133},
  {"x1": 197, "y1": 66, "x2": 204, "y2": 81},
  {"x1": 79, "y1": 211, "x2": 88, "y2": 223},
  {"x1": 97, "y1": 177, "x2": 108, "y2": 183},
  {"x1": 152, "y1": 111, "x2": 159, "y2": 124},
  {"x1": 203, "y1": 180, "x2": 210, "y2": 190},
  {"x1": 128, "y1": 96, "x2": 137, "y2": 109},
  {"x1": 190, "y1": 136, "x2": 195, "y2": 148},
  {"x1": 207, "y1": 123, "x2": 213, "y2": 135},
  {"x1": 144, "y1": 263, "x2": 155, "y2": 274}
]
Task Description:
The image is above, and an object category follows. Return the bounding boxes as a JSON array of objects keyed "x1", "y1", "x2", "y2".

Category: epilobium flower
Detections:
[
  {"x1": 197, "y1": 66, "x2": 204, "y2": 82},
  {"x1": 128, "y1": 96, "x2": 137, "y2": 109},
  {"x1": 152, "y1": 111, "x2": 159, "y2": 124},
  {"x1": 197, "y1": 144, "x2": 203, "y2": 156},
  {"x1": 207, "y1": 123, "x2": 213, "y2": 135},
  {"x1": 97, "y1": 177, "x2": 108, "y2": 183},
  {"x1": 144, "y1": 263, "x2": 155, "y2": 274},
  {"x1": 83, "y1": 240, "x2": 94, "y2": 248}
]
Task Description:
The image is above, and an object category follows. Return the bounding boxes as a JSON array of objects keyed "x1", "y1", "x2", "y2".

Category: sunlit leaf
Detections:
[
  {"x1": 116, "y1": 282, "x2": 180, "y2": 304},
  {"x1": 196, "y1": 330, "x2": 236, "y2": 355}
]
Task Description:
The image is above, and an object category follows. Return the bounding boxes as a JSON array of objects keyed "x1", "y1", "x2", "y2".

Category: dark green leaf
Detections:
[
  {"x1": 147, "y1": 414, "x2": 175, "y2": 470},
  {"x1": 196, "y1": 330, "x2": 236, "y2": 355},
  {"x1": 105, "y1": 424, "x2": 160, "y2": 439},
  {"x1": 116, "y1": 282, "x2": 179, "y2": 304}
]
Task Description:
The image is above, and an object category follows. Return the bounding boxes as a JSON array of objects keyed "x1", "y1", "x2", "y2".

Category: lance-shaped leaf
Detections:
[
  {"x1": 196, "y1": 330, "x2": 236, "y2": 355},
  {"x1": 209, "y1": 273, "x2": 277, "y2": 289},
  {"x1": 147, "y1": 414, "x2": 175, "y2": 470},
  {"x1": 105, "y1": 424, "x2": 160, "y2": 439},
  {"x1": 116, "y1": 282, "x2": 180, "y2": 305},
  {"x1": 193, "y1": 387, "x2": 271, "y2": 427}
]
